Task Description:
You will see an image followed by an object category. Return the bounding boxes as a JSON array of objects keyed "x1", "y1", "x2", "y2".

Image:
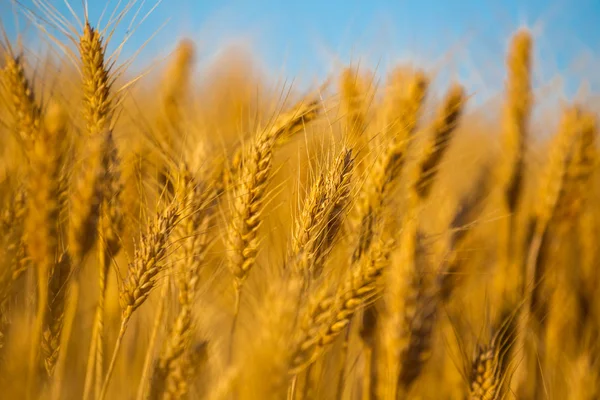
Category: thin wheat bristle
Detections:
[{"x1": 226, "y1": 99, "x2": 320, "y2": 187}]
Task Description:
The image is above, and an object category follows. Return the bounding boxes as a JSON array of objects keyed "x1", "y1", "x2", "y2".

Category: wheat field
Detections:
[{"x1": 0, "y1": 2, "x2": 599, "y2": 400}]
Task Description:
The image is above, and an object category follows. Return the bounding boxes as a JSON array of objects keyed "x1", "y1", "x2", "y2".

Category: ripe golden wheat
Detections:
[{"x1": 0, "y1": 5, "x2": 599, "y2": 400}]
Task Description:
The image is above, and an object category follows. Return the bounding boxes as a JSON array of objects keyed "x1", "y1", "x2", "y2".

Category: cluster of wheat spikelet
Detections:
[{"x1": 0, "y1": 5, "x2": 599, "y2": 400}]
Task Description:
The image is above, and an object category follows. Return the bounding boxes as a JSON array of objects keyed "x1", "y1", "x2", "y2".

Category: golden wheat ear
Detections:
[
  {"x1": 468, "y1": 312, "x2": 518, "y2": 400},
  {"x1": 99, "y1": 203, "x2": 180, "y2": 400},
  {"x1": 499, "y1": 29, "x2": 533, "y2": 214},
  {"x1": 226, "y1": 100, "x2": 321, "y2": 362},
  {"x1": 290, "y1": 237, "x2": 393, "y2": 375},
  {"x1": 413, "y1": 84, "x2": 466, "y2": 199},
  {"x1": 437, "y1": 166, "x2": 492, "y2": 301},
  {"x1": 292, "y1": 147, "x2": 354, "y2": 281},
  {"x1": 0, "y1": 185, "x2": 27, "y2": 350},
  {"x1": 1, "y1": 52, "x2": 42, "y2": 148},
  {"x1": 82, "y1": 131, "x2": 124, "y2": 400},
  {"x1": 145, "y1": 164, "x2": 215, "y2": 400},
  {"x1": 21, "y1": 100, "x2": 69, "y2": 395},
  {"x1": 339, "y1": 67, "x2": 370, "y2": 166}
]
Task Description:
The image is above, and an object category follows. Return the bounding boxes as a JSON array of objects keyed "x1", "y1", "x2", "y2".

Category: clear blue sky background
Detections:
[{"x1": 2, "y1": 0, "x2": 599, "y2": 99}]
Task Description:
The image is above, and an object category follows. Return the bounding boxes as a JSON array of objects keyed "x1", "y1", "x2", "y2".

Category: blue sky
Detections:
[{"x1": 2, "y1": 0, "x2": 599, "y2": 99}]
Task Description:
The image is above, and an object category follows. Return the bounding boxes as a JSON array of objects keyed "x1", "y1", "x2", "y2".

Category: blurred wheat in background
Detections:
[{"x1": 0, "y1": 1, "x2": 599, "y2": 399}]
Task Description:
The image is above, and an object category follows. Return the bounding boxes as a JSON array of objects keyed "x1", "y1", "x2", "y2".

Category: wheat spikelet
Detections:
[
  {"x1": 527, "y1": 106, "x2": 582, "y2": 268},
  {"x1": 394, "y1": 232, "x2": 439, "y2": 396},
  {"x1": 297, "y1": 148, "x2": 353, "y2": 279},
  {"x1": 468, "y1": 316, "x2": 516, "y2": 400},
  {"x1": 40, "y1": 251, "x2": 71, "y2": 377},
  {"x1": 154, "y1": 39, "x2": 196, "y2": 192},
  {"x1": 79, "y1": 22, "x2": 113, "y2": 138},
  {"x1": 291, "y1": 238, "x2": 392, "y2": 373},
  {"x1": 68, "y1": 21, "x2": 116, "y2": 265},
  {"x1": 437, "y1": 171, "x2": 491, "y2": 300},
  {"x1": 0, "y1": 183, "x2": 27, "y2": 268},
  {"x1": 522, "y1": 109, "x2": 597, "y2": 398},
  {"x1": 226, "y1": 102, "x2": 319, "y2": 299},
  {"x1": 67, "y1": 131, "x2": 110, "y2": 265},
  {"x1": 160, "y1": 39, "x2": 196, "y2": 131},
  {"x1": 162, "y1": 341, "x2": 208, "y2": 400},
  {"x1": 339, "y1": 67, "x2": 370, "y2": 166},
  {"x1": 0, "y1": 184, "x2": 27, "y2": 350},
  {"x1": 173, "y1": 166, "x2": 214, "y2": 307},
  {"x1": 499, "y1": 29, "x2": 532, "y2": 213},
  {"x1": 353, "y1": 71, "x2": 428, "y2": 263},
  {"x1": 227, "y1": 131, "x2": 276, "y2": 291},
  {"x1": 555, "y1": 112, "x2": 597, "y2": 220},
  {"x1": 147, "y1": 166, "x2": 214, "y2": 400},
  {"x1": 120, "y1": 205, "x2": 180, "y2": 318},
  {"x1": 1, "y1": 53, "x2": 41, "y2": 146},
  {"x1": 292, "y1": 172, "x2": 328, "y2": 261},
  {"x1": 0, "y1": 182, "x2": 28, "y2": 350},
  {"x1": 386, "y1": 68, "x2": 428, "y2": 142},
  {"x1": 494, "y1": 30, "x2": 533, "y2": 321},
  {"x1": 26, "y1": 103, "x2": 68, "y2": 378},
  {"x1": 524, "y1": 106, "x2": 583, "y2": 297},
  {"x1": 286, "y1": 148, "x2": 354, "y2": 399},
  {"x1": 292, "y1": 150, "x2": 345, "y2": 277},
  {"x1": 82, "y1": 131, "x2": 124, "y2": 400},
  {"x1": 21, "y1": 102, "x2": 67, "y2": 393},
  {"x1": 413, "y1": 84, "x2": 465, "y2": 199},
  {"x1": 99, "y1": 204, "x2": 180, "y2": 400},
  {"x1": 25, "y1": 102, "x2": 65, "y2": 284}
]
